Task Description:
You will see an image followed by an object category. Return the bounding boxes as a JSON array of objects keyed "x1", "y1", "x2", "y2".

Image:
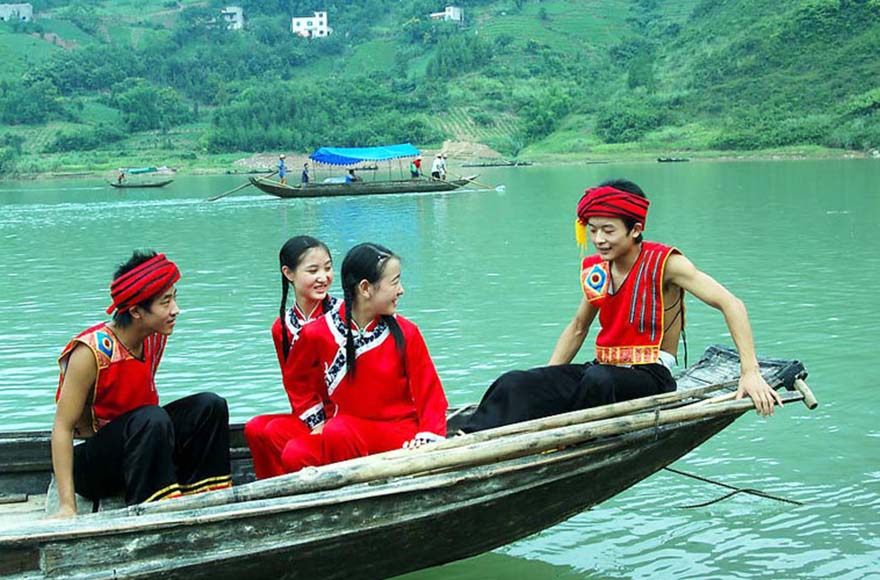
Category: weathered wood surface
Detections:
[
  {"x1": 0, "y1": 345, "x2": 811, "y2": 580},
  {"x1": 248, "y1": 175, "x2": 477, "y2": 198}
]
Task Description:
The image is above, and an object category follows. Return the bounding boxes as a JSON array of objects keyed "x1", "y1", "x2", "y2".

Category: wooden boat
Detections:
[
  {"x1": 248, "y1": 175, "x2": 479, "y2": 199},
  {"x1": 0, "y1": 346, "x2": 815, "y2": 579},
  {"x1": 461, "y1": 160, "x2": 533, "y2": 168},
  {"x1": 657, "y1": 157, "x2": 691, "y2": 163},
  {"x1": 109, "y1": 179, "x2": 174, "y2": 189}
]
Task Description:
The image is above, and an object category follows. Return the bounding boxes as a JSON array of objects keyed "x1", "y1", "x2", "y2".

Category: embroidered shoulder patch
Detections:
[
  {"x1": 582, "y1": 263, "x2": 609, "y2": 302},
  {"x1": 95, "y1": 331, "x2": 114, "y2": 359}
]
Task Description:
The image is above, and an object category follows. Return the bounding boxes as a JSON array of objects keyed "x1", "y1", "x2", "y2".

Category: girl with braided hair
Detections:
[
  {"x1": 245, "y1": 236, "x2": 338, "y2": 479},
  {"x1": 280, "y1": 243, "x2": 448, "y2": 473}
]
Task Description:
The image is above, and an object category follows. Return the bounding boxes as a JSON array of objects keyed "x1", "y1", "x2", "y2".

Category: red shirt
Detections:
[
  {"x1": 57, "y1": 323, "x2": 165, "y2": 431},
  {"x1": 580, "y1": 241, "x2": 681, "y2": 365},
  {"x1": 287, "y1": 304, "x2": 447, "y2": 436},
  {"x1": 272, "y1": 298, "x2": 339, "y2": 425}
]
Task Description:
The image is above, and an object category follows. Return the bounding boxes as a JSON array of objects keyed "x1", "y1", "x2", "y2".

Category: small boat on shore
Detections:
[{"x1": 0, "y1": 346, "x2": 815, "y2": 579}]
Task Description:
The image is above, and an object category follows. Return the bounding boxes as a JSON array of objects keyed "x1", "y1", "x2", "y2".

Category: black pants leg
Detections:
[
  {"x1": 73, "y1": 393, "x2": 231, "y2": 505},
  {"x1": 572, "y1": 363, "x2": 676, "y2": 408},
  {"x1": 74, "y1": 405, "x2": 177, "y2": 505},
  {"x1": 164, "y1": 392, "x2": 232, "y2": 495},
  {"x1": 463, "y1": 364, "x2": 588, "y2": 432},
  {"x1": 463, "y1": 362, "x2": 676, "y2": 433}
]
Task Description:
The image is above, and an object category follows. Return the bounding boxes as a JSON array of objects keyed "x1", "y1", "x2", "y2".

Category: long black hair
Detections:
[
  {"x1": 340, "y1": 242, "x2": 405, "y2": 377},
  {"x1": 279, "y1": 235, "x2": 332, "y2": 358}
]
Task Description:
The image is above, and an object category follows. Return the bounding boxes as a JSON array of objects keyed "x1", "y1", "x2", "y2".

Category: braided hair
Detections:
[
  {"x1": 278, "y1": 235, "x2": 332, "y2": 359},
  {"x1": 340, "y1": 243, "x2": 405, "y2": 377}
]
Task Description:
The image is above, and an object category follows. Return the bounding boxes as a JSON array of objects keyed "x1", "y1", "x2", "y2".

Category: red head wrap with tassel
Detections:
[
  {"x1": 574, "y1": 186, "x2": 650, "y2": 246},
  {"x1": 106, "y1": 253, "x2": 180, "y2": 314}
]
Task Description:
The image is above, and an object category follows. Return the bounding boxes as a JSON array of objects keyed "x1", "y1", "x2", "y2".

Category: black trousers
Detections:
[
  {"x1": 463, "y1": 362, "x2": 676, "y2": 433},
  {"x1": 73, "y1": 392, "x2": 231, "y2": 505}
]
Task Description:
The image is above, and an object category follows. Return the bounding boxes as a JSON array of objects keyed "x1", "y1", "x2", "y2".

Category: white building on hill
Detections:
[
  {"x1": 291, "y1": 11, "x2": 331, "y2": 38},
  {"x1": 430, "y1": 6, "x2": 462, "y2": 22},
  {"x1": 221, "y1": 6, "x2": 244, "y2": 30},
  {"x1": 0, "y1": 3, "x2": 33, "y2": 22}
]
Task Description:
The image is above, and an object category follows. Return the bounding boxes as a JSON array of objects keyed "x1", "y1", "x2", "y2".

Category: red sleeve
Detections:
[
  {"x1": 282, "y1": 323, "x2": 327, "y2": 430},
  {"x1": 271, "y1": 318, "x2": 286, "y2": 370},
  {"x1": 403, "y1": 321, "x2": 448, "y2": 436}
]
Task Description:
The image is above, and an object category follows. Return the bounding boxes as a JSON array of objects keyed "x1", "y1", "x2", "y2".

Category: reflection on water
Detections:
[{"x1": 1, "y1": 161, "x2": 878, "y2": 578}]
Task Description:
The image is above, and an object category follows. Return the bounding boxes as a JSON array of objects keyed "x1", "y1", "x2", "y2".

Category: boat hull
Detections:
[
  {"x1": 248, "y1": 176, "x2": 476, "y2": 198},
  {"x1": 109, "y1": 179, "x2": 174, "y2": 189},
  {"x1": 0, "y1": 346, "x2": 806, "y2": 579}
]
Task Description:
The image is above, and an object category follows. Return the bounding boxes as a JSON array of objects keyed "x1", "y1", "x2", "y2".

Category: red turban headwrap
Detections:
[
  {"x1": 106, "y1": 253, "x2": 180, "y2": 314},
  {"x1": 575, "y1": 186, "x2": 650, "y2": 247},
  {"x1": 576, "y1": 186, "x2": 650, "y2": 226}
]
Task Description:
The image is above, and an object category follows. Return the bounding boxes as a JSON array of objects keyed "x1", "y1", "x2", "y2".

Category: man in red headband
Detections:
[
  {"x1": 50, "y1": 250, "x2": 231, "y2": 517},
  {"x1": 464, "y1": 178, "x2": 782, "y2": 433}
]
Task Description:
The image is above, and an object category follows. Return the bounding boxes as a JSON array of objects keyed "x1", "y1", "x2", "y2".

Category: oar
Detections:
[
  {"x1": 137, "y1": 388, "x2": 813, "y2": 515},
  {"x1": 206, "y1": 170, "x2": 278, "y2": 202},
  {"x1": 452, "y1": 172, "x2": 504, "y2": 192}
]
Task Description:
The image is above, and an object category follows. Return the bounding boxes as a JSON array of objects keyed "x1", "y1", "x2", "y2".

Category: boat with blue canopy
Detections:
[{"x1": 248, "y1": 143, "x2": 479, "y2": 198}]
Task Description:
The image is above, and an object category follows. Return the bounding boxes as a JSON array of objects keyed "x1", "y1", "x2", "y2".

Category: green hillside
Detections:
[{"x1": 1, "y1": 0, "x2": 879, "y2": 175}]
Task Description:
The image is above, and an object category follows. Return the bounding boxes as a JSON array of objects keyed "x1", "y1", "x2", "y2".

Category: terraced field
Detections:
[{"x1": 430, "y1": 106, "x2": 520, "y2": 143}]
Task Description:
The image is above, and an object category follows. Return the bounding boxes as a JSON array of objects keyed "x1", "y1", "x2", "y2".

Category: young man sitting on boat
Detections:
[
  {"x1": 50, "y1": 251, "x2": 232, "y2": 517},
  {"x1": 463, "y1": 179, "x2": 783, "y2": 433}
]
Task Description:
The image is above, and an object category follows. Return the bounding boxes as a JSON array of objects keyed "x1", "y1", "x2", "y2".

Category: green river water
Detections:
[{"x1": 1, "y1": 159, "x2": 877, "y2": 579}]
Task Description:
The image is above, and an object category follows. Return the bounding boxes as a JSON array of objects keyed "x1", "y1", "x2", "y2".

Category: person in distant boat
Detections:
[
  {"x1": 440, "y1": 154, "x2": 448, "y2": 181},
  {"x1": 410, "y1": 155, "x2": 422, "y2": 179},
  {"x1": 117, "y1": 170, "x2": 125, "y2": 184},
  {"x1": 430, "y1": 154, "x2": 443, "y2": 180},
  {"x1": 462, "y1": 178, "x2": 783, "y2": 434},
  {"x1": 280, "y1": 243, "x2": 448, "y2": 473},
  {"x1": 345, "y1": 169, "x2": 362, "y2": 183},
  {"x1": 278, "y1": 154, "x2": 288, "y2": 185},
  {"x1": 301, "y1": 163, "x2": 310, "y2": 185},
  {"x1": 245, "y1": 236, "x2": 339, "y2": 479},
  {"x1": 50, "y1": 251, "x2": 231, "y2": 517}
]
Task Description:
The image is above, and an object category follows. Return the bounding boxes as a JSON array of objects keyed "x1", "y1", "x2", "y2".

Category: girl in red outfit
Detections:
[
  {"x1": 281, "y1": 243, "x2": 448, "y2": 473},
  {"x1": 245, "y1": 236, "x2": 338, "y2": 479}
]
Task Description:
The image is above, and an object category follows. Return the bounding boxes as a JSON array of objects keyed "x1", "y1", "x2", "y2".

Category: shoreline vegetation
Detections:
[
  {"x1": 3, "y1": 142, "x2": 873, "y2": 181},
  {"x1": 2, "y1": 2, "x2": 879, "y2": 183}
]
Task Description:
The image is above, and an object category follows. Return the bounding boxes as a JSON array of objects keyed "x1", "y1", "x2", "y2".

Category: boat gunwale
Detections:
[{"x1": 0, "y1": 402, "x2": 787, "y2": 544}]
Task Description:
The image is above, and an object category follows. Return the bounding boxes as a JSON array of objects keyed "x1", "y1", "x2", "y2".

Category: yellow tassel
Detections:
[{"x1": 575, "y1": 219, "x2": 587, "y2": 249}]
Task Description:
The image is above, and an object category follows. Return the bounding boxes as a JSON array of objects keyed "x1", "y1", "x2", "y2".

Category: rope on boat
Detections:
[{"x1": 664, "y1": 466, "x2": 804, "y2": 508}]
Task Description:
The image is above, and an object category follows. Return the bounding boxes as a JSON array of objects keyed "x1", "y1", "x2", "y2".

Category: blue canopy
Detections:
[{"x1": 309, "y1": 143, "x2": 421, "y2": 166}]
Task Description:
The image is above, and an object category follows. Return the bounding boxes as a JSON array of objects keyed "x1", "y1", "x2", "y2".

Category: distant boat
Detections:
[
  {"x1": 249, "y1": 175, "x2": 476, "y2": 198},
  {"x1": 657, "y1": 157, "x2": 691, "y2": 163},
  {"x1": 461, "y1": 160, "x2": 533, "y2": 168},
  {"x1": 249, "y1": 144, "x2": 480, "y2": 198},
  {"x1": 109, "y1": 179, "x2": 174, "y2": 189},
  {"x1": 110, "y1": 166, "x2": 175, "y2": 188}
]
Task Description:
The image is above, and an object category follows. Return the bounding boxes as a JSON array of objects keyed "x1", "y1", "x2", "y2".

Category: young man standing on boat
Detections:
[
  {"x1": 51, "y1": 251, "x2": 232, "y2": 517},
  {"x1": 463, "y1": 179, "x2": 782, "y2": 433},
  {"x1": 278, "y1": 154, "x2": 288, "y2": 185}
]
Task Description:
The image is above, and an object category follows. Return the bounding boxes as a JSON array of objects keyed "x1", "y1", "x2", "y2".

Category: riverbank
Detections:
[{"x1": 1, "y1": 141, "x2": 873, "y2": 181}]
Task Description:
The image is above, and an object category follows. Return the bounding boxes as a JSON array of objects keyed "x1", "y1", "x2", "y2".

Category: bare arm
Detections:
[
  {"x1": 50, "y1": 344, "x2": 96, "y2": 518},
  {"x1": 548, "y1": 298, "x2": 598, "y2": 365},
  {"x1": 665, "y1": 253, "x2": 782, "y2": 416}
]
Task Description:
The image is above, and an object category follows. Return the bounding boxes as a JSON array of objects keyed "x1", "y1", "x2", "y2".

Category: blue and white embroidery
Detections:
[
  {"x1": 285, "y1": 296, "x2": 340, "y2": 345},
  {"x1": 324, "y1": 308, "x2": 390, "y2": 396}
]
